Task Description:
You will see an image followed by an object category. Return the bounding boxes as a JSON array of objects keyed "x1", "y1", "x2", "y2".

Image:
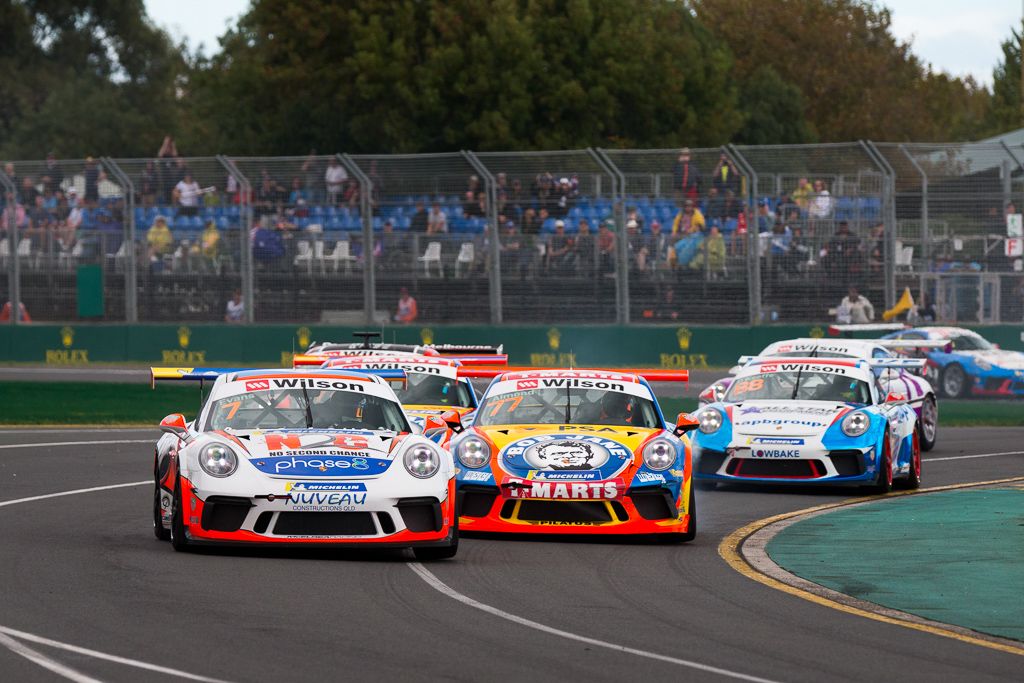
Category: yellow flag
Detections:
[{"x1": 883, "y1": 287, "x2": 915, "y2": 321}]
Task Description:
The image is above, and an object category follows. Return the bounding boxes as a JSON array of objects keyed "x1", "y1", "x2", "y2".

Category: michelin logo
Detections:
[
  {"x1": 634, "y1": 471, "x2": 666, "y2": 484},
  {"x1": 749, "y1": 437, "x2": 804, "y2": 446},
  {"x1": 462, "y1": 471, "x2": 493, "y2": 482}
]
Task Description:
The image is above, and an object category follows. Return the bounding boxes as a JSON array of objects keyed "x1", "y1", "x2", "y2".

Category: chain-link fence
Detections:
[{"x1": 2, "y1": 143, "x2": 1022, "y2": 326}]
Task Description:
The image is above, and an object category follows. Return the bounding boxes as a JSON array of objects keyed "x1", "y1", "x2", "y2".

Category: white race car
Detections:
[{"x1": 151, "y1": 367, "x2": 458, "y2": 559}]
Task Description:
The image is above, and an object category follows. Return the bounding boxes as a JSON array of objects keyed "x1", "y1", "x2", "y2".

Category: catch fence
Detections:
[{"x1": 3, "y1": 141, "x2": 1023, "y2": 327}]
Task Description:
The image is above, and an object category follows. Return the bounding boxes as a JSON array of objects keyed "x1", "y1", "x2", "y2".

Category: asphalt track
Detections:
[{"x1": 0, "y1": 428, "x2": 1022, "y2": 682}]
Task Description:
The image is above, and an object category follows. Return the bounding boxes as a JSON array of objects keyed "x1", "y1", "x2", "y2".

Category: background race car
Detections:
[
  {"x1": 881, "y1": 326, "x2": 1024, "y2": 399},
  {"x1": 693, "y1": 358, "x2": 921, "y2": 492},
  {"x1": 151, "y1": 367, "x2": 458, "y2": 560},
  {"x1": 698, "y1": 337, "x2": 941, "y2": 450},
  {"x1": 447, "y1": 368, "x2": 698, "y2": 540}
]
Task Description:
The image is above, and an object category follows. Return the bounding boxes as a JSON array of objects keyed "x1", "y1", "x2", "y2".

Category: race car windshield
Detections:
[
  {"x1": 205, "y1": 389, "x2": 410, "y2": 432},
  {"x1": 948, "y1": 334, "x2": 992, "y2": 351},
  {"x1": 771, "y1": 351, "x2": 852, "y2": 359},
  {"x1": 725, "y1": 371, "x2": 871, "y2": 405},
  {"x1": 475, "y1": 388, "x2": 660, "y2": 428},
  {"x1": 393, "y1": 374, "x2": 473, "y2": 407}
]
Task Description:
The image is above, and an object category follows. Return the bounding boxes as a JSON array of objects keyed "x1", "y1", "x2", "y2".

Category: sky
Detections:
[{"x1": 144, "y1": 0, "x2": 1021, "y2": 87}]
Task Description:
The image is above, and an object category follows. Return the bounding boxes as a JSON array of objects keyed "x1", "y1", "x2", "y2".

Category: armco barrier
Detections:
[{"x1": 1, "y1": 324, "x2": 1022, "y2": 369}]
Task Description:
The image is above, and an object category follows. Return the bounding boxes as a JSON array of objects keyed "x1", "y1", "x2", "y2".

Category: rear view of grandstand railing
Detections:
[{"x1": 3, "y1": 142, "x2": 1023, "y2": 326}]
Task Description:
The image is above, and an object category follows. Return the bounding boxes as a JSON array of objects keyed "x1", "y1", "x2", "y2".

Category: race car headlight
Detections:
[
  {"x1": 642, "y1": 439, "x2": 676, "y2": 471},
  {"x1": 404, "y1": 444, "x2": 440, "y2": 479},
  {"x1": 841, "y1": 411, "x2": 870, "y2": 437},
  {"x1": 198, "y1": 443, "x2": 238, "y2": 477},
  {"x1": 698, "y1": 408, "x2": 723, "y2": 434},
  {"x1": 456, "y1": 435, "x2": 489, "y2": 468}
]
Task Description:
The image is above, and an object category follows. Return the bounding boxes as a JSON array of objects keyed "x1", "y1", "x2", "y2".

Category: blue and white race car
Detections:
[
  {"x1": 881, "y1": 326, "x2": 1024, "y2": 399},
  {"x1": 692, "y1": 357, "x2": 921, "y2": 492}
]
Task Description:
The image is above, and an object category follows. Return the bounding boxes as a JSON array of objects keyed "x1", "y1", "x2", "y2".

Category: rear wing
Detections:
[
  {"x1": 876, "y1": 339, "x2": 951, "y2": 349},
  {"x1": 150, "y1": 366, "x2": 407, "y2": 388},
  {"x1": 293, "y1": 352, "x2": 508, "y2": 368},
  {"x1": 865, "y1": 358, "x2": 927, "y2": 370},
  {"x1": 456, "y1": 368, "x2": 689, "y2": 382},
  {"x1": 828, "y1": 323, "x2": 905, "y2": 336}
]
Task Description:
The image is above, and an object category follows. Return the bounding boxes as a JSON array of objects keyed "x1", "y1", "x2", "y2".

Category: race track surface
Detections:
[{"x1": 0, "y1": 427, "x2": 1022, "y2": 682}]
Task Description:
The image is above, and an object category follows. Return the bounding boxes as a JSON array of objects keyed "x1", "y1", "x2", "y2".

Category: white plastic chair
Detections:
[
  {"x1": 895, "y1": 240, "x2": 914, "y2": 272},
  {"x1": 455, "y1": 242, "x2": 475, "y2": 277},
  {"x1": 294, "y1": 240, "x2": 313, "y2": 274},
  {"x1": 59, "y1": 241, "x2": 84, "y2": 270},
  {"x1": 418, "y1": 241, "x2": 443, "y2": 277},
  {"x1": 313, "y1": 240, "x2": 326, "y2": 274},
  {"x1": 327, "y1": 240, "x2": 357, "y2": 274}
]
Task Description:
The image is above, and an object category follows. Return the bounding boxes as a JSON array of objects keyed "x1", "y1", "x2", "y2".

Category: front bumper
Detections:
[
  {"x1": 455, "y1": 481, "x2": 692, "y2": 535},
  {"x1": 177, "y1": 476, "x2": 456, "y2": 546},
  {"x1": 693, "y1": 444, "x2": 877, "y2": 485}
]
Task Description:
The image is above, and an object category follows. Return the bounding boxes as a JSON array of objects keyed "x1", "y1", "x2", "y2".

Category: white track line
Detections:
[
  {"x1": 0, "y1": 481, "x2": 148, "y2": 509},
  {"x1": 0, "y1": 439, "x2": 152, "y2": 450},
  {"x1": 0, "y1": 481, "x2": 233, "y2": 682},
  {"x1": 408, "y1": 562, "x2": 780, "y2": 683},
  {"x1": 927, "y1": 450, "x2": 1024, "y2": 463},
  {"x1": 0, "y1": 626, "x2": 233, "y2": 683},
  {"x1": 0, "y1": 631, "x2": 103, "y2": 683}
]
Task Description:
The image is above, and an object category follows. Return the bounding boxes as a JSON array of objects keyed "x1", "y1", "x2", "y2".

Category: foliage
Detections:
[{"x1": 987, "y1": 22, "x2": 1024, "y2": 136}]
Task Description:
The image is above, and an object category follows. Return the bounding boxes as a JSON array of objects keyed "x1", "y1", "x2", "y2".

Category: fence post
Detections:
[
  {"x1": 899, "y1": 145, "x2": 929, "y2": 274},
  {"x1": 592, "y1": 148, "x2": 629, "y2": 324},
  {"x1": 101, "y1": 158, "x2": 136, "y2": 322},
  {"x1": 338, "y1": 154, "x2": 375, "y2": 325},
  {"x1": 217, "y1": 156, "x2": 254, "y2": 323},
  {"x1": 462, "y1": 151, "x2": 502, "y2": 324},
  {"x1": 726, "y1": 144, "x2": 760, "y2": 325},
  {"x1": 0, "y1": 167, "x2": 19, "y2": 326},
  {"x1": 861, "y1": 140, "x2": 896, "y2": 309}
]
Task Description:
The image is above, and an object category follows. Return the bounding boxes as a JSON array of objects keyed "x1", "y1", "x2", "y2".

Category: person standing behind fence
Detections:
[
  {"x1": 836, "y1": 285, "x2": 874, "y2": 324},
  {"x1": 791, "y1": 177, "x2": 813, "y2": 214},
  {"x1": 672, "y1": 148, "x2": 701, "y2": 202},
  {"x1": 808, "y1": 179, "x2": 833, "y2": 234},
  {"x1": 224, "y1": 289, "x2": 244, "y2": 323},
  {"x1": 325, "y1": 158, "x2": 347, "y2": 204},
  {"x1": 174, "y1": 172, "x2": 201, "y2": 217},
  {"x1": 428, "y1": 202, "x2": 447, "y2": 234},
  {"x1": 394, "y1": 287, "x2": 418, "y2": 324}
]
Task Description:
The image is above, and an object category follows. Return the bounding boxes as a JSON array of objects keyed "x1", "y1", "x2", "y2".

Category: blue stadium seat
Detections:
[
  {"x1": 216, "y1": 217, "x2": 230, "y2": 229},
  {"x1": 325, "y1": 217, "x2": 343, "y2": 231},
  {"x1": 309, "y1": 204, "x2": 325, "y2": 216},
  {"x1": 723, "y1": 218, "x2": 738, "y2": 233}
]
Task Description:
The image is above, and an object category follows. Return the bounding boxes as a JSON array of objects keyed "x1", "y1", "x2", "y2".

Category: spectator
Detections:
[
  {"x1": 507, "y1": 178, "x2": 526, "y2": 216},
  {"x1": 521, "y1": 207, "x2": 540, "y2": 235},
  {"x1": 836, "y1": 285, "x2": 874, "y2": 324},
  {"x1": 808, "y1": 179, "x2": 833, "y2": 230},
  {"x1": 756, "y1": 199, "x2": 776, "y2": 232},
  {"x1": 768, "y1": 220, "x2": 794, "y2": 276},
  {"x1": 656, "y1": 287, "x2": 679, "y2": 320},
  {"x1": 394, "y1": 287, "x2": 418, "y2": 324},
  {"x1": 225, "y1": 289, "x2": 244, "y2": 323},
  {"x1": 669, "y1": 227, "x2": 704, "y2": 268},
  {"x1": 704, "y1": 186, "x2": 725, "y2": 223},
  {"x1": 552, "y1": 177, "x2": 576, "y2": 218},
  {"x1": 140, "y1": 160, "x2": 157, "y2": 206},
  {"x1": 410, "y1": 201, "x2": 428, "y2": 232},
  {"x1": 576, "y1": 219, "x2": 595, "y2": 275},
  {"x1": 626, "y1": 207, "x2": 645, "y2": 232},
  {"x1": 638, "y1": 219, "x2": 669, "y2": 272},
  {"x1": 325, "y1": 158, "x2": 347, "y2": 204},
  {"x1": 533, "y1": 172, "x2": 555, "y2": 212},
  {"x1": 791, "y1": 177, "x2": 813, "y2": 213},
  {"x1": 83, "y1": 157, "x2": 102, "y2": 206},
  {"x1": 671, "y1": 199, "x2": 705, "y2": 236},
  {"x1": 711, "y1": 153, "x2": 740, "y2": 195},
  {"x1": 722, "y1": 189, "x2": 740, "y2": 219},
  {"x1": 546, "y1": 219, "x2": 576, "y2": 273},
  {"x1": 672, "y1": 148, "x2": 702, "y2": 201},
  {"x1": 867, "y1": 222, "x2": 885, "y2": 272},
  {"x1": 255, "y1": 174, "x2": 284, "y2": 218},
  {"x1": 19, "y1": 175, "x2": 38, "y2": 207},
  {"x1": 288, "y1": 177, "x2": 309, "y2": 205},
  {"x1": 41, "y1": 153, "x2": 63, "y2": 195},
  {"x1": 690, "y1": 225, "x2": 726, "y2": 275},
  {"x1": 597, "y1": 220, "x2": 616, "y2": 275},
  {"x1": 0, "y1": 301, "x2": 31, "y2": 323},
  {"x1": 174, "y1": 172, "x2": 201, "y2": 217},
  {"x1": 2, "y1": 192, "x2": 27, "y2": 233},
  {"x1": 821, "y1": 221, "x2": 861, "y2": 279},
  {"x1": 200, "y1": 219, "x2": 221, "y2": 261},
  {"x1": 252, "y1": 218, "x2": 286, "y2": 266},
  {"x1": 500, "y1": 220, "x2": 527, "y2": 278},
  {"x1": 147, "y1": 216, "x2": 174, "y2": 261},
  {"x1": 910, "y1": 291, "x2": 937, "y2": 324},
  {"x1": 427, "y1": 202, "x2": 448, "y2": 234}
]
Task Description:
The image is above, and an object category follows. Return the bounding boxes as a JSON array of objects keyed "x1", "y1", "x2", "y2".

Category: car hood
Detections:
[
  {"x1": 957, "y1": 350, "x2": 1024, "y2": 371},
  {"x1": 222, "y1": 428, "x2": 401, "y2": 478},
  {"x1": 729, "y1": 401, "x2": 851, "y2": 438},
  {"x1": 474, "y1": 424, "x2": 659, "y2": 480}
]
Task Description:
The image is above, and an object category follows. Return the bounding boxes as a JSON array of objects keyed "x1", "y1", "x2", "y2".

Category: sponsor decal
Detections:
[
  {"x1": 752, "y1": 448, "x2": 801, "y2": 459},
  {"x1": 287, "y1": 491, "x2": 368, "y2": 511},
  {"x1": 501, "y1": 434, "x2": 632, "y2": 480},
  {"x1": 659, "y1": 353, "x2": 709, "y2": 369},
  {"x1": 669, "y1": 469, "x2": 685, "y2": 478},
  {"x1": 462, "y1": 470, "x2": 493, "y2": 482},
  {"x1": 287, "y1": 482, "x2": 367, "y2": 492},
  {"x1": 162, "y1": 326, "x2": 208, "y2": 364},
  {"x1": 245, "y1": 380, "x2": 270, "y2": 391},
  {"x1": 530, "y1": 352, "x2": 578, "y2": 367},
  {"x1": 45, "y1": 326, "x2": 90, "y2": 364},
  {"x1": 502, "y1": 476, "x2": 625, "y2": 500},
  {"x1": 760, "y1": 364, "x2": 779, "y2": 373},
  {"x1": 748, "y1": 437, "x2": 805, "y2": 445},
  {"x1": 251, "y1": 455, "x2": 391, "y2": 476},
  {"x1": 755, "y1": 362, "x2": 850, "y2": 375},
  {"x1": 739, "y1": 418, "x2": 826, "y2": 428},
  {"x1": 740, "y1": 406, "x2": 836, "y2": 416},
  {"x1": 517, "y1": 379, "x2": 540, "y2": 389},
  {"x1": 533, "y1": 470, "x2": 602, "y2": 480},
  {"x1": 676, "y1": 326, "x2": 692, "y2": 351},
  {"x1": 634, "y1": 471, "x2": 666, "y2": 484},
  {"x1": 264, "y1": 433, "x2": 370, "y2": 451},
  {"x1": 266, "y1": 377, "x2": 365, "y2": 392}
]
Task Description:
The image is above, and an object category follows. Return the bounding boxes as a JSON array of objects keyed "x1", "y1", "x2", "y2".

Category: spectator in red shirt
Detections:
[{"x1": 394, "y1": 287, "x2": 418, "y2": 324}]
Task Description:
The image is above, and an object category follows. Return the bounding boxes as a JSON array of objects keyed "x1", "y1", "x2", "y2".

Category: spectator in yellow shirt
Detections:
[
  {"x1": 791, "y1": 177, "x2": 813, "y2": 211},
  {"x1": 147, "y1": 216, "x2": 173, "y2": 260},
  {"x1": 671, "y1": 199, "x2": 705, "y2": 235}
]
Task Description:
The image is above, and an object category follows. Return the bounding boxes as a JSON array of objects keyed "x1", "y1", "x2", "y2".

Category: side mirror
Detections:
[
  {"x1": 440, "y1": 409, "x2": 464, "y2": 434},
  {"x1": 160, "y1": 413, "x2": 190, "y2": 440},
  {"x1": 884, "y1": 392, "x2": 907, "y2": 406},
  {"x1": 673, "y1": 412, "x2": 700, "y2": 437},
  {"x1": 423, "y1": 415, "x2": 447, "y2": 432}
]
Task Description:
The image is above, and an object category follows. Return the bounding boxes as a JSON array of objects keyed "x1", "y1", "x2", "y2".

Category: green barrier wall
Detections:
[{"x1": 1, "y1": 323, "x2": 1022, "y2": 368}]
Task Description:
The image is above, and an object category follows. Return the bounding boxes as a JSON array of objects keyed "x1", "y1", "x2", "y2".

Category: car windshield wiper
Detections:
[
  {"x1": 790, "y1": 365, "x2": 805, "y2": 400},
  {"x1": 300, "y1": 386, "x2": 313, "y2": 428},
  {"x1": 564, "y1": 384, "x2": 571, "y2": 424}
]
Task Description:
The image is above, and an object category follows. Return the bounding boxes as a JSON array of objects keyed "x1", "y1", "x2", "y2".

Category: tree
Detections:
[
  {"x1": 987, "y1": 22, "x2": 1024, "y2": 136},
  {"x1": 182, "y1": 0, "x2": 743, "y2": 154},
  {"x1": 735, "y1": 65, "x2": 815, "y2": 145}
]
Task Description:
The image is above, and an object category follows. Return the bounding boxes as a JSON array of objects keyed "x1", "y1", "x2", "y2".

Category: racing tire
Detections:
[
  {"x1": 919, "y1": 395, "x2": 938, "y2": 452},
  {"x1": 412, "y1": 518, "x2": 458, "y2": 561},
  {"x1": 868, "y1": 431, "x2": 894, "y2": 495},
  {"x1": 169, "y1": 477, "x2": 191, "y2": 552},
  {"x1": 939, "y1": 364, "x2": 970, "y2": 399},
  {"x1": 897, "y1": 427, "x2": 922, "y2": 490},
  {"x1": 153, "y1": 482, "x2": 171, "y2": 541}
]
